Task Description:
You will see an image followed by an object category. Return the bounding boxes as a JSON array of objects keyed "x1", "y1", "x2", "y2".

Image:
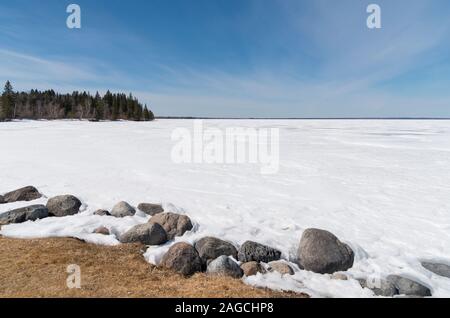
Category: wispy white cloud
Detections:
[
  {"x1": 0, "y1": 49, "x2": 97, "y2": 82},
  {"x1": 0, "y1": 48, "x2": 140, "y2": 92}
]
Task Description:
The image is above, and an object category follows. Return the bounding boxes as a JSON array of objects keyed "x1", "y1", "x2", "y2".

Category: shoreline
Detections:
[{"x1": 0, "y1": 236, "x2": 308, "y2": 298}]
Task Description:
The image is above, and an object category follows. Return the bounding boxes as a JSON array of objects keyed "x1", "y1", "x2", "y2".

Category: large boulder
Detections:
[
  {"x1": 421, "y1": 262, "x2": 450, "y2": 278},
  {"x1": 268, "y1": 261, "x2": 295, "y2": 275},
  {"x1": 3, "y1": 186, "x2": 42, "y2": 203},
  {"x1": 240, "y1": 262, "x2": 266, "y2": 277},
  {"x1": 297, "y1": 229, "x2": 354, "y2": 274},
  {"x1": 194, "y1": 237, "x2": 238, "y2": 266},
  {"x1": 150, "y1": 212, "x2": 193, "y2": 240},
  {"x1": 207, "y1": 255, "x2": 244, "y2": 278},
  {"x1": 387, "y1": 275, "x2": 432, "y2": 297},
  {"x1": 0, "y1": 195, "x2": 5, "y2": 204},
  {"x1": 359, "y1": 278, "x2": 398, "y2": 297},
  {"x1": 120, "y1": 222, "x2": 167, "y2": 245},
  {"x1": 238, "y1": 241, "x2": 281, "y2": 263},
  {"x1": 46, "y1": 195, "x2": 82, "y2": 217},
  {"x1": 0, "y1": 205, "x2": 48, "y2": 225},
  {"x1": 137, "y1": 203, "x2": 164, "y2": 216},
  {"x1": 110, "y1": 201, "x2": 136, "y2": 217},
  {"x1": 160, "y1": 242, "x2": 202, "y2": 276}
]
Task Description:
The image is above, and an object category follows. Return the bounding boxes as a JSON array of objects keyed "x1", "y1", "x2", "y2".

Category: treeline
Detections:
[{"x1": 0, "y1": 81, "x2": 154, "y2": 121}]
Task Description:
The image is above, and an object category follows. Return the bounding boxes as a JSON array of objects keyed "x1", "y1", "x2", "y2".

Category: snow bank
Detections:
[{"x1": 1, "y1": 119, "x2": 450, "y2": 297}]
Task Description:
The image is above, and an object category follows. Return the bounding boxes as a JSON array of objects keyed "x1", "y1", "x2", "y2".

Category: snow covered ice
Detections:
[{"x1": 1, "y1": 119, "x2": 450, "y2": 297}]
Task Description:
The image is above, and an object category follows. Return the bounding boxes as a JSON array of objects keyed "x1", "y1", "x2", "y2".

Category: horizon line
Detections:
[{"x1": 156, "y1": 116, "x2": 450, "y2": 120}]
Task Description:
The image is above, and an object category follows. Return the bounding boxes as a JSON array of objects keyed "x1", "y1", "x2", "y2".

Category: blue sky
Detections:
[{"x1": 1, "y1": 0, "x2": 449, "y2": 117}]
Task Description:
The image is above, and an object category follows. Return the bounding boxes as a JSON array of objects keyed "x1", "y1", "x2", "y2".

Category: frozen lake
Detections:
[{"x1": 1, "y1": 119, "x2": 450, "y2": 297}]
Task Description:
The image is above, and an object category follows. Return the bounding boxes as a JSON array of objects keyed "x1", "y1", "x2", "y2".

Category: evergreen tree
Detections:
[
  {"x1": 127, "y1": 93, "x2": 135, "y2": 119},
  {"x1": 0, "y1": 81, "x2": 155, "y2": 122},
  {"x1": 89, "y1": 96, "x2": 97, "y2": 121},
  {"x1": 103, "y1": 90, "x2": 113, "y2": 119},
  {"x1": 112, "y1": 97, "x2": 119, "y2": 121},
  {"x1": 148, "y1": 108, "x2": 155, "y2": 121},
  {"x1": 1, "y1": 81, "x2": 15, "y2": 120},
  {"x1": 143, "y1": 106, "x2": 151, "y2": 121},
  {"x1": 134, "y1": 103, "x2": 143, "y2": 121},
  {"x1": 94, "y1": 92, "x2": 104, "y2": 121}
]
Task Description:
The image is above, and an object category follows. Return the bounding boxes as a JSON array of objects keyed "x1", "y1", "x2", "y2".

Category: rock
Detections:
[
  {"x1": 110, "y1": 201, "x2": 136, "y2": 217},
  {"x1": 194, "y1": 237, "x2": 238, "y2": 266},
  {"x1": 120, "y1": 222, "x2": 167, "y2": 245},
  {"x1": 160, "y1": 242, "x2": 202, "y2": 276},
  {"x1": 387, "y1": 275, "x2": 432, "y2": 297},
  {"x1": 268, "y1": 261, "x2": 295, "y2": 275},
  {"x1": 93, "y1": 226, "x2": 110, "y2": 235},
  {"x1": 137, "y1": 203, "x2": 164, "y2": 216},
  {"x1": 0, "y1": 205, "x2": 48, "y2": 225},
  {"x1": 359, "y1": 278, "x2": 398, "y2": 297},
  {"x1": 207, "y1": 255, "x2": 244, "y2": 278},
  {"x1": 3, "y1": 186, "x2": 42, "y2": 203},
  {"x1": 238, "y1": 241, "x2": 281, "y2": 263},
  {"x1": 150, "y1": 212, "x2": 193, "y2": 240},
  {"x1": 297, "y1": 228, "x2": 354, "y2": 274},
  {"x1": 94, "y1": 209, "x2": 110, "y2": 216},
  {"x1": 240, "y1": 262, "x2": 266, "y2": 276},
  {"x1": 0, "y1": 195, "x2": 5, "y2": 204},
  {"x1": 332, "y1": 273, "x2": 349, "y2": 281},
  {"x1": 46, "y1": 195, "x2": 82, "y2": 217},
  {"x1": 421, "y1": 262, "x2": 450, "y2": 278}
]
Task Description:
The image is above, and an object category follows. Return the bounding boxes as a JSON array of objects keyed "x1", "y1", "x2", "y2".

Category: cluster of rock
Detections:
[
  {"x1": 0, "y1": 186, "x2": 82, "y2": 226},
  {"x1": 159, "y1": 237, "x2": 294, "y2": 279},
  {"x1": 1, "y1": 185, "x2": 447, "y2": 298},
  {"x1": 117, "y1": 225, "x2": 439, "y2": 298},
  {"x1": 117, "y1": 210, "x2": 193, "y2": 246},
  {"x1": 93, "y1": 201, "x2": 164, "y2": 218},
  {"x1": 156, "y1": 230, "x2": 355, "y2": 281}
]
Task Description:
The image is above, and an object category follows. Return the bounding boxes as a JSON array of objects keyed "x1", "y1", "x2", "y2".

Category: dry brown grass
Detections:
[{"x1": 0, "y1": 237, "x2": 308, "y2": 298}]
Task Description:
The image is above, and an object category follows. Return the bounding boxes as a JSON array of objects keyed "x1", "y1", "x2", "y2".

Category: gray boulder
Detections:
[
  {"x1": 160, "y1": 242, "x2": 202, "y2": 276},
  {"x1": 110, "y1": 201, "x2": 136, "y2": 217},
  {"x1": 238, "y1": 241, "x2": 281, "y2": 263},
  {"x1": 359, "y1": 278, "x2": 399, "y2": 297},
  {"x1": 120, "y1": 222, "x2": 167, "y2": 245},
  {"x1": 421, "y1": 262, "x2": 450, "y2": 278},
  {"x1": 46, "y1": 195, "x2": 82, "y2": 217},
  {"x1": 94, "y1": 209, "x2": 110, "y2": 216},
  {"x1": 0, "y1": 205, "x2": 48, "y2": 225},
  {"x1": 207, "y1": 255, "x2": 244, "y2": 278},
  {"x1": 268, "y1": 261, "x2": 295, "y2": 275},
  {"x1": 3, "y1": 186, "x2": 42, "y2": 203},
  {"x1": 240, "y1": 262, "x2": 266, "y2": 276},
  {"x1": 194, "y1": 237, "x2": 238, "y2": 266},
  {"x1": 137, "y1": 203, "x2": 164, "y2": 216},
  {"x1": 387, "y1": 275, "x2": 432, "y2": 297},
  {"x1": 150, "y1": 212, "x2": 193, "y2": 240},
  {"x1": 0, "y1": 195, "x2": 5, "y2": 204},
  {"x1": 298, "y1": 229, "x2": 354, "y2": 274}
]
